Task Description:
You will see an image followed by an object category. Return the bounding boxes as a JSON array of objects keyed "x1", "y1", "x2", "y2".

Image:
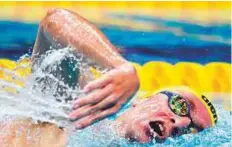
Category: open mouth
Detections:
[{"x1": 148, "y1": 121, "x2": 165, "y2": 137}]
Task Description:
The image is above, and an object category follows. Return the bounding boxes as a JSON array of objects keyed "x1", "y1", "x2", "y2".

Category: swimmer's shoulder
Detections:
[{"x1": 0, "y1": 119, "x2": 67, "y2": 147}]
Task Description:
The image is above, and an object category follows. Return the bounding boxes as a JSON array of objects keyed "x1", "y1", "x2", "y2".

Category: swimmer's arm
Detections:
[
  {"x1": 33, "y1": 8, "x2": 140, "y2": 129},
  {"x1": 32, "y1": 8, "x2": 127, "y2": 68}
]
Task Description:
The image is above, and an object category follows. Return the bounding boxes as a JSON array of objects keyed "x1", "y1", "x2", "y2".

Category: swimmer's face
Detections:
[{"x1": 116, "y1": 88, "x2": 212, "y2": 143}]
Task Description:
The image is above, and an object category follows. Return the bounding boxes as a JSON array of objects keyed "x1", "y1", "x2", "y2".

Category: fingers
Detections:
[
  {"x1": 83, "y1": 74, "x2": 112, "y2": 92},
  {"x1": 74, "y1": 104, "x2": 121, "y2": 129},
  {"x1": 118, "y1": 89, "x2": 133, "y2": 106},
  {"x1": 70, "y1": 90, "x2": 131, "y2": 127},
  {"x1": 93, "y1": 91, "x2": 124, "y2": 110},
  {"x1": 69, "y1": 104, "x2": 92, "y2": 121},
  {"x1": 72, "y1": 84, "x2": 114, "y2": 109},
  {"x1": 70, "y1": 92, "x2": 122, "y2": 121}
]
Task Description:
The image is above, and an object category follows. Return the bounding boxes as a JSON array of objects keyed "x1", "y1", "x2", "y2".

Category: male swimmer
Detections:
[{"x1": 0, "y1": 9, "x2": 217, "y2": 146}]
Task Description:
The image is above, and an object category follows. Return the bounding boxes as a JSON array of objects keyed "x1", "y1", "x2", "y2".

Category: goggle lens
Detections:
[
  {"x1": 169, "y1": 95, "x2": 189, "y2": 116},
  {"x1": 160, "y1": 91, "x2": 202, "y2": 134}
]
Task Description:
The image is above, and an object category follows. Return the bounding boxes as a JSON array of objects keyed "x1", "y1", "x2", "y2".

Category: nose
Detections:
[
  {"x1": 166, "y1": 116, "x2": 192, "y2": 137},
  {"x1": 170, "y1": 115, "x2": 191, "y2": 128}
]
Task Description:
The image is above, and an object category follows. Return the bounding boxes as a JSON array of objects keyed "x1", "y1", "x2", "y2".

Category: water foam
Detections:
[{"x1": 0, "y1": 47, "x2": 107, "y2": 131}]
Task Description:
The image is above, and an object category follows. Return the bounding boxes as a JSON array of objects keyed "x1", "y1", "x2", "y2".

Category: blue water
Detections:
[{"x1": 0, "y1": 15, "x2": 231, "y2": 64}]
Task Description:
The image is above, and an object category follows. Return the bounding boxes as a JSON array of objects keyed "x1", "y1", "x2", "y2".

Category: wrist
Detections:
[
  {"x1": 118, "y1": 62, "x2": 140, "y2": 89},
  {"x1": 109, "y1": 56, "x2": 128, "y2": 68}
]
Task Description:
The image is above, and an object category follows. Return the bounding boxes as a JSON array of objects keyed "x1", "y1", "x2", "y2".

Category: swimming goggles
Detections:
[{"x1": 159, "y1": 91, "x2": 203, "y2": 135}]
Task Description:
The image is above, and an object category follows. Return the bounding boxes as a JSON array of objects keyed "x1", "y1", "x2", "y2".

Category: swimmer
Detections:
[{"x1": 0, "y1": 9, "x2": 217, "y2": 146}]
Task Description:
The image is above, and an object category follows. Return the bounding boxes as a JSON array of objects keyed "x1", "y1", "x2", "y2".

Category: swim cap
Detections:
[{"x1": 177, "y1": 86, "x2": 218, "y2": 126}]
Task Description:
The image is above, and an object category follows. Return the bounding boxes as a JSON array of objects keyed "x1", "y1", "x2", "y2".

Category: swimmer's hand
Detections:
[{"x1": 69, "y1": 63, "x2": 140, "y2": 129}]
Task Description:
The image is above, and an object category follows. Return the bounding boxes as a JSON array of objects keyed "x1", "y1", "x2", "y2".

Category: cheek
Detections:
[
  {"x1": 145, "y1": 99, "x2": 169, "y2": 112},
  {"x1": 127, "y1": 97, "x2": 170, "y2": 120},
  {"x1": 193, "y1": 107, "x2": 212, "y2": 127},
  {"x1": 136, "y1": 103, "x2": 169, "y2": 119}
]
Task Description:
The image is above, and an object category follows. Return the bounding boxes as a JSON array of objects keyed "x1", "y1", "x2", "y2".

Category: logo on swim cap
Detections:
[{"x1": 201, "y1": 95, "x2": 218, "y2": 125}]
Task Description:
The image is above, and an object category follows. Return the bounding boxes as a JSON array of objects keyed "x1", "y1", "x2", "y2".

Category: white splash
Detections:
[{"x1": 0, "y1": 47, "x2": 108, "y2": 132}]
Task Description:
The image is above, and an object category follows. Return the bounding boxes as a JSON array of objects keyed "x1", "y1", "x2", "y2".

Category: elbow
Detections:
[
  {"x1": 40, "y1": 8, "x2": 72, "y2": 30},
  {"x1": 46, "y1": 8, "x2": 68, "y2": 17}
]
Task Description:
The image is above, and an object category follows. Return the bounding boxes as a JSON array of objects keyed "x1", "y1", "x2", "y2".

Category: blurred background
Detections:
[
  {"x1": 0, "y1": 1, "x2": 230, "y2": 64},
  {"x1": 0, "y1": 2, "x2": 231, "y2": 100}
]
